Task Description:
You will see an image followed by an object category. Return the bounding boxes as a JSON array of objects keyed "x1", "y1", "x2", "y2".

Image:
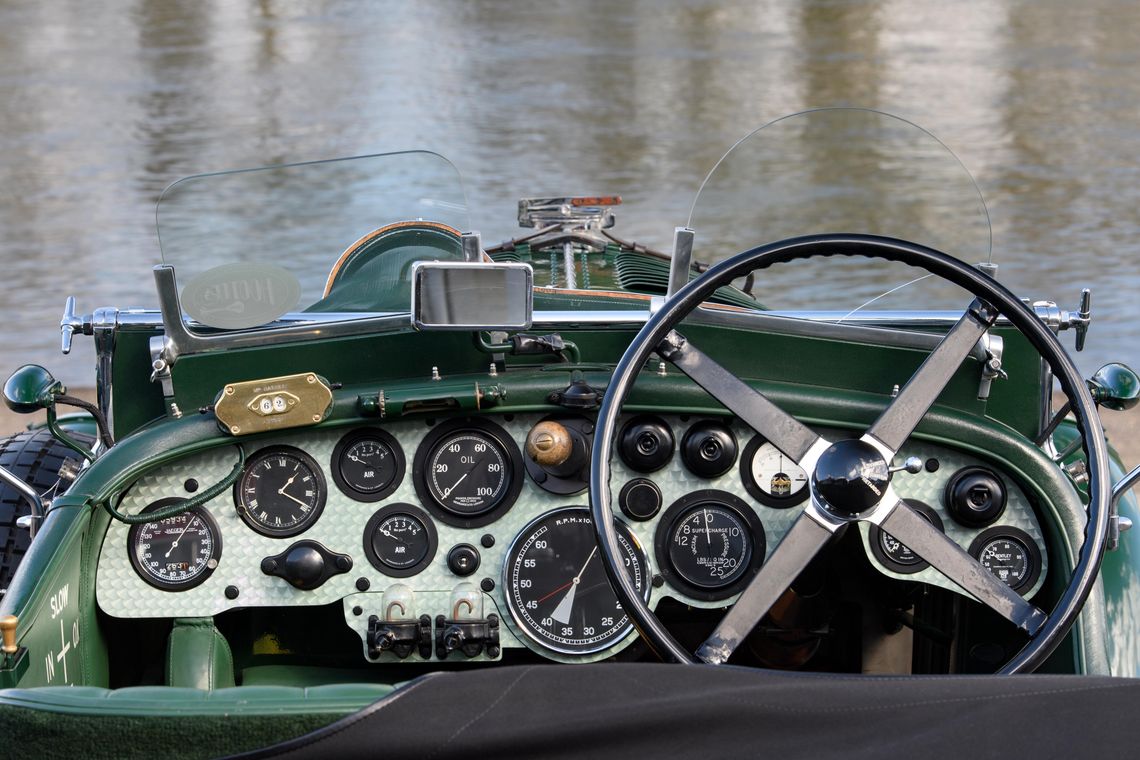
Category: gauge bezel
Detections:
[
  {"x1": 234, "y1": 445, "x2": 327, "y2": 538},
  {"x1": 654, "y1": 490, "x2": 766, "y2": 601},
  {"x1": 330, "y1": 427, "x2": 406, "y2": 502},
  {"x1": 868, "y1": 500, "x2": 944, "y2": 574},
  {"x1": 739, "y1": 434, "x2": 810, "y2": 508},
  {"x1": 362, "y1": 503, "x2": 438, "y2": 578},
  {"x1": 127, "y1": 498, "x2": 222, "y2": 592},
  {"x1": 502, "y1": 506, "x2": 651, "y2": 656},
  {"x1": 412, "y1": 417, "x2": 524, "y2": 528},
  {"x1": 968, "y1": 526, "x2": 1041, "y2": 594}
]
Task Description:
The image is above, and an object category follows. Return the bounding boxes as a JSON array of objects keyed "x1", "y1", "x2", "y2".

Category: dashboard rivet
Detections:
[
  {"x1": 352, "y1": 606, "x2": 363, "y2": 616},
  {"x1": 431, "y1": 366, "x2": 442, "y2": 381},
  {"x1": 480, "y1": 578, "x2": 495, "y2": 593},
  {"x1": 480, "y1": 534, "x2": 495, "y2": 548},
  {"x1": 356, "y1": 577, "x2": 371, "y2": 592},
  {"x1": 224, "y1": 585, "x2": 239, "y2": 600},
  {"x1": 184, "y1": 479, "x2": 199, "y2": 493},
  {"x1": 652, "y1": 574, "x2": 665, "y2": 588},
  {"x1": 306, "y1": 374, "x2": 316, "y2": 383},
  {"x1": 925, "y1": 458, "x2": 940, "y2": 472},
  {"x1": 225, "y1": 385, "x2": 234, "y2": 395}
]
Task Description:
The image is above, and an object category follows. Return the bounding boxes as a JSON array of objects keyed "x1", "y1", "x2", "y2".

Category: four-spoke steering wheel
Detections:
[{"x1": 589, "y1": 234, "x2": 1110, "y2": 673}]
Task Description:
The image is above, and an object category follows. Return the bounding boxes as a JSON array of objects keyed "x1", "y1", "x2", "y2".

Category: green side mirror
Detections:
[
  {"x1": 3, "y1": 364, "x2": 64, "y2": 414},
  {"x1": 1089, "y1": 363, "x2": 1140, "y2": 411}
]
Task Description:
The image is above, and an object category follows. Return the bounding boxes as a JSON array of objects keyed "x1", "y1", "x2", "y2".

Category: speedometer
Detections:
[
  {"x1": 128, "y1": 499, "x2": 222, "y2": 591},
  {"x1": 413, "y1": 418, "x2": 524, "y2": 528},
  {"x1": 503, "y1": 507, "x2": 649, "y2": 656}
]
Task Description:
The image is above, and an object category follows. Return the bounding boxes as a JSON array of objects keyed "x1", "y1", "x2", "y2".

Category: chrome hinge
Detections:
[
  {"x1": 1031, "y1": 288, "x2": 1091, "y2": 351},
  {"x1": 978, "y1": 334, "x2": 1007, "y2": 400}
]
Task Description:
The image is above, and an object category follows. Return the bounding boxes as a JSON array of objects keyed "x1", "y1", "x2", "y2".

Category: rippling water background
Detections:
[{"x1": 1, "y1": 0, "x2": 1138, "y2": 385}]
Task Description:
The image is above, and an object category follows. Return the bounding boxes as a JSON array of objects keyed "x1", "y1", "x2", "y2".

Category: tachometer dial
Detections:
[
  {"x1": 362, "y1": 504, "x2": 438, "y2": 577},
  {"x1": 740, "y1": 434, "x2": 809, "y2": 507},
  {"x1": 413, "y1": 418, "x2": 523, "y2": 528},
  {"x1": 504, "y1": 507, "x2": 649, "y2": 656},
  {"x1": 331, "y1": 428, "x2": 405, "y2": 502},
  {"x1": 235, "y1": 446, "x2": 326, "y2": 537},
  {"x1": 654, "y1": 490, "x2": 766, "y2": 600},
  {"x1": 968, "y1": 527, "x2": 1041, "y2": 594},
  {"x1": 128, "y1": 499, "x2": 222, "y2": 591}
]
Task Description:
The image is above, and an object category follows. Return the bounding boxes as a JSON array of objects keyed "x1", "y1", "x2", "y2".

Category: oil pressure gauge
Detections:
[{"x1": 413, "y1": 418, "x2": 524, "y2": 528}]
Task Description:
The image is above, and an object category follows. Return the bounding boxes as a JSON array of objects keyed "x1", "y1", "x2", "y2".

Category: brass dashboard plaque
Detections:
[{"x1": 215, "y1": 373, "x2": 333, "y2": 436}]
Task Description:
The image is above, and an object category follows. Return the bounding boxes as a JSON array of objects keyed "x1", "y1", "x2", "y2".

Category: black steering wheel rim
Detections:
[{"x1": 589, "y1": 233, "x2": 1110, "y2": 672}]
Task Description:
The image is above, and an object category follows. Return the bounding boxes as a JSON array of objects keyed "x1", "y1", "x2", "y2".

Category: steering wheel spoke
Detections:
[
  {"x1": 657, "y1": 330, "x2": 823, "y2": 463},
  {"x1": 696, "y1": 508, "x2": 837, "y2": 664},
  {"x1": 865, "y1": 297, "x2": 998, "y2": 455},
  {"x1": 878, "y1": 499, "x2": 1046, "y2": 635}
]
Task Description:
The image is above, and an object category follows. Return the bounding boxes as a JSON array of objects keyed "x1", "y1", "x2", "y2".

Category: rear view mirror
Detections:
[{"x1": 411, "y1": 262, "x2": 533, "y2": 330}]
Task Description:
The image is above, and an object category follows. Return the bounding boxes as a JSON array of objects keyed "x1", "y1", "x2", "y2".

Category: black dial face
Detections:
[
  {"x1": 128, "y1": 499, "x2": 222, "y2": 591},
  {"x1": 969, "y1": 527, "x2": 1040, "y2": 593},
  {"x1": 414, "y1": 419, "x2": 523, "y2": 528},
  {"x1": 654, "y1": 490, "x2": 766, "y2": 600},
  {"x1": 740, "y1": 435, "x2": 809, "y2": 508},
  {"x1": 363, "y1": 504, "x2": 438, "y2": 577},
  {"x1": 869, "y1": 500, "x2": 944, "y2": 574},
  {"x1": 667, "y1": 506, "x2": 752, "y2": 589},
  {"x1": 504, "y1": 507, "x2": 649, "y2": 656},
  {"x1": 331, "y1": 429, "x2": 405, "y2": 502},
  {"x1": 236, "y1": 446, "x2": 327, "y2": 537}
]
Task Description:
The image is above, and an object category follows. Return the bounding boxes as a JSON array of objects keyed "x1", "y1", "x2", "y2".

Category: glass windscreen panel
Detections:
[
  {"x1": 687, "y1": 108, "x2": 993, "y2": 313},
  {"x1": 157, "y1": 151, "x2": 470, "y2": 329}
]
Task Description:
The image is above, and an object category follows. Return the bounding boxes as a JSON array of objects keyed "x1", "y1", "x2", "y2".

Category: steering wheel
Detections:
[{"x1": 589, "y1": 234, "x2": 1110, "y2": 673}]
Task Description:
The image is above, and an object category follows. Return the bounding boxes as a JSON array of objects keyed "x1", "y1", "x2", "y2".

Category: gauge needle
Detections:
[
  {"x1": 277, "y1": 470, "x2": 299, "y2": 495},
  {"x1": 165, "y1": 516, "x2": 199, "y2": 558},
  {"x1": 441, "y1": 471, "x2": 469, "y2": 500},
  {"x1": 551, "y1": 546, "x2": 598, "y2": 624},
  {"x1": 379, "y1": 527, "x2": 407, "y2": 545},
  {"x1": 704, "y1": 508, "x2": 712, "y2": 548},
  {"x1": 278, "y1": 490, "x2": 311, "y2": 509}
]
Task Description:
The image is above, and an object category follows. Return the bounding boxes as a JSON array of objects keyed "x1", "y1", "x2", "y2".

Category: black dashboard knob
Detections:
[
  {"x1": 261, "y1": 540, "x2": 352, "y2": 590},
  {"x1": 680, "y1": 420, "x2": 738, "y2": 479},
  {"x1": 618, "y1": 415, "x2": 675, "y2": 473},
  {"x1": 447, "y1": 544, "x2": 481, "y2": 577}
]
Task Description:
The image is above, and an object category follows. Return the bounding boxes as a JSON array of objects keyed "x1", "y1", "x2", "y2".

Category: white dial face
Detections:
[{"x1": 750, "y1": 442, "x2": 808, "y2": 498}]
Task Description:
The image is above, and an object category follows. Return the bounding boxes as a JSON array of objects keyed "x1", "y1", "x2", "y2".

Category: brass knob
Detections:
[
  {"x1": 0, "y1": 615, "x2": 18, "y2": 655},
  {"x1": 526, "y1": 421, "x2": 573, "y2": 467}
]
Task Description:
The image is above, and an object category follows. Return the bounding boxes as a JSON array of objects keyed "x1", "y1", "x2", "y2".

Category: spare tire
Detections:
[{"x1": 0, "y1": 428, "x2": 92, "y2": 592}]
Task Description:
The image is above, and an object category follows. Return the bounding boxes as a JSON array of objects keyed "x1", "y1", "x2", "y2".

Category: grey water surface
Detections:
[{"x1": 1, "y1": 0, "x2": 1138, "y2": 385}]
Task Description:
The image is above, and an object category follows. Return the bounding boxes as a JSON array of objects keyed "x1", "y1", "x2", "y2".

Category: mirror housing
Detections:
[
  {"x1": 3, "y1": 365, "x2": 64, "y2": 414},
  {"x1": 411, "y1": 262, "x2": 533, "y2": 331},
  {"x1": 1089, "y1": 363, "x2": 1139, "y2": 411}
]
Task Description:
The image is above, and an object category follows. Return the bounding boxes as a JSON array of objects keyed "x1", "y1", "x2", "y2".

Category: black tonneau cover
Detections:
[{"x1": 235, "y1": 663, "x2": 1140, "y2": 759}]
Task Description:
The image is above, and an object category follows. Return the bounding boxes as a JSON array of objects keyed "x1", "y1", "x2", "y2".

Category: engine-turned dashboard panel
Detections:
[{"x1": 96, "y1": 413, "x2": 1048, "y2": 663}]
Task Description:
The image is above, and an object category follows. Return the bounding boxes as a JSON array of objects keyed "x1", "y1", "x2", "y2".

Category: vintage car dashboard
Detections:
[{"x1": 95, "y1": 411, "x2": 1049, "y2": 666}]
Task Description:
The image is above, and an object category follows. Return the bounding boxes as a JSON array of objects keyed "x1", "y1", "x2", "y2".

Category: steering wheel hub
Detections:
[{"x1": 812, "y1": 439, "x2": 890, "y2": 517}]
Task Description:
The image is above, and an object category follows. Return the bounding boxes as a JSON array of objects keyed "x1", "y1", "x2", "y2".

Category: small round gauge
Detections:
[
  {"x1": 235, "y1": 446, "x2": 327, "y2": 537},
  {"x1": 128, "y1": 498, "x2": 222, "y2": 591},
  {"x1": 868, "y1": 500, "x2": 944, "y2": 574},
  {"x1": 413, "y1": 418, "x2": 524, "y2": 528},
  {"x1": 968, "y1": 527, "x2": 1041, "y2": 594},
  {"x1": 740, "y1": 434, "x2": 809, "y2": 508},
  {"x1": 504, "y1": 507, "x2": 649, "y2": 656},
  {"x1": 362, "y1": 503, "x2": 438, "y2": 577},
  {"x1": 331, "y1": 428, "x2": 405, "y2": 502},
  {"x1": 654, "y1": 490, "x2": 766, "y2": 600}
]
